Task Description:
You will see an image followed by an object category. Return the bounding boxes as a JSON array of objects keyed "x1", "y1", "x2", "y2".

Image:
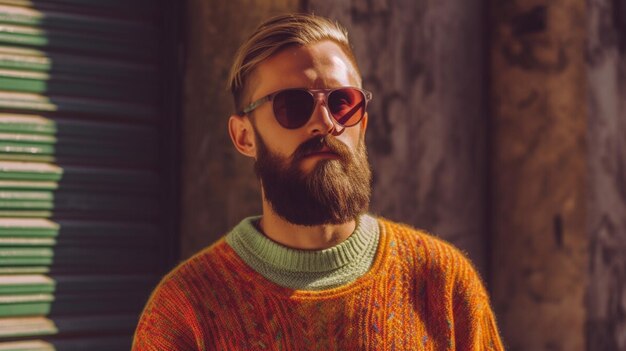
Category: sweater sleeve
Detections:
[
  {"x1": 424, "y1": 234, "x2": 505, "y2": 351},
  {"x1": 451, "y1": 256, "x2": 505, "y2": 351},
  {"x1": 132, "y1": 278, "x2": 200, "y2": 351},
  {"x1": 479, "y1": 304, "x2": 505, "y2": 351}
]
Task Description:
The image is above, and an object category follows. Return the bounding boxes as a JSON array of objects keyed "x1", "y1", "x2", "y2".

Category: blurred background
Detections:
[{"x1": 0, "y1": 0, "x2": 623, "y2": 350}]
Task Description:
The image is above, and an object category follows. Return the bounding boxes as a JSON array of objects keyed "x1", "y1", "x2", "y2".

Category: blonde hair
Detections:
[{"x1": 228, "y1": 13, "x2": 361, "y2": 112}]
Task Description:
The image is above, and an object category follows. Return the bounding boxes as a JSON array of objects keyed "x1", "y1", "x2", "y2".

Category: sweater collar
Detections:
[{"x1": 226, "y1": 214, "x2": 379, "y2": 273}]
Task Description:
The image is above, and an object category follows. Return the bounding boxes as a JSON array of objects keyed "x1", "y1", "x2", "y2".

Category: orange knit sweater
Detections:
[{"x1": 133, "y1": 219, "x2": 504, "y2": 350}]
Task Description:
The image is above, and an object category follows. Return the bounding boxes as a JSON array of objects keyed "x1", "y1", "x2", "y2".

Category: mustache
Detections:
[{"x1": 292, "y1": 135, "x2": 352, "y2": 162}]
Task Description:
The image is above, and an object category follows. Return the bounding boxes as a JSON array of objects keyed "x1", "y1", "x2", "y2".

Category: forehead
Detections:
[{"x1": 248, "y1": 40, "x2": 361, "y2": 100}]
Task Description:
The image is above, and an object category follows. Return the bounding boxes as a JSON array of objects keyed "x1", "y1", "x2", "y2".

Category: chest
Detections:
[{"x1": 198, "y1": 268, "x2": 454, "y2": 351}]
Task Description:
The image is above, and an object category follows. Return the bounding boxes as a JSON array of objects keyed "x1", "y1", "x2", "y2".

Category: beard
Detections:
[{"x1": 253, "y1": 131, "x2": 372, "y2": 226}]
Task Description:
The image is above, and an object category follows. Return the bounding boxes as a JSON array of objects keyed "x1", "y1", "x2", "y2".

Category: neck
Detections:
[{"x1": 258, "y1": 200, "x2": 357, "y2": 250}]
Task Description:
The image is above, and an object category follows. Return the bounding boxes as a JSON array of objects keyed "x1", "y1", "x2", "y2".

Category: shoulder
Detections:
[
  {"x1": 377, "y1": 217, "x2": 489, "y2": 300},
  {"x1": 134, "y1": 239, "x2": 236, "y2": 342},
  {"x1": 138, "y1": 237, "x2": 242, "y2": 319},
  {"x1": 375, "y1": 218, "x2": 503, "y2": 349}
]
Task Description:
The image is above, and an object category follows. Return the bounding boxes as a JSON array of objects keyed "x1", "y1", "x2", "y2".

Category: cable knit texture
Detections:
[
  {"x1": 133, "y1": 218, "x2": 505, "y2": 351},
  {"x1": 225, "y1": 214, "x2": 379, "y2": 290}
]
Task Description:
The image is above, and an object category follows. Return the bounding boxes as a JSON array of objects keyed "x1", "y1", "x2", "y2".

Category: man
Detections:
[{"x1": 133, "y1": 13, "x2": 504, "y2": 350}]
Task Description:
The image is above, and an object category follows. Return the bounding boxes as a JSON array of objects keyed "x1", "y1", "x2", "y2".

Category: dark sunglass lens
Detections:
[
  {"x1": 328, "y1": 88, "x2": 365, "y2": 127},
  {"x1": 273, "y1": 89, "x2": 314, "y2": 129}
]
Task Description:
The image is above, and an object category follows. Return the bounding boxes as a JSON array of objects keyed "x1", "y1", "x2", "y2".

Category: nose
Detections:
[{"x1": 306, "y1": 97, "x2": 344, "y2": 136}]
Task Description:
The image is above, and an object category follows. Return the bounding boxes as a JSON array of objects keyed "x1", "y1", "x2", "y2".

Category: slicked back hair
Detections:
[{"x1": 228, "y1": 13, "x2": 361, "y2": 113}]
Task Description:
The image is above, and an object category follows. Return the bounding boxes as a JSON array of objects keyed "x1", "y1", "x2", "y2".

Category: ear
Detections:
[{"x1": 228, "y1": 114, "x2": 256, "y2": 158}]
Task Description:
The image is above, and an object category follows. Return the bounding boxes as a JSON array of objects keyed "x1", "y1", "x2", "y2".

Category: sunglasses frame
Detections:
[{"x1": 237, "y1": 86, "x2": 373, "y2": 129}]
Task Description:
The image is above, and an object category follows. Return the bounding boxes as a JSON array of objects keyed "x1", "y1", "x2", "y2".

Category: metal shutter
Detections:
[{"x1": 0, "y1": 1, "x2": 177, "y2": 350}]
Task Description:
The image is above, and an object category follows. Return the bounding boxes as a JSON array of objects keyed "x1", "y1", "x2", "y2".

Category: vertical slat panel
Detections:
[{"x1": 0, "y1": 1, "x2": 167, "y2": 349}]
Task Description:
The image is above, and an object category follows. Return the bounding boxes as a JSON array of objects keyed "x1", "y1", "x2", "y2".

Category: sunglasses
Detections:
[{"x1": 238, "y1": 87, "x2": 373, "y2": 129}]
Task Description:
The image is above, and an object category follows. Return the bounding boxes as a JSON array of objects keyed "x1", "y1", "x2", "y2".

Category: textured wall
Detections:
[
  {"x1": 586, "y1": 0, "x2": 626, "y2": 349},
  {"x1": 490, "y1": 1, "x2": 589, "y2": 350},
  {"x1": 181, "y1": 0, "x2": 300, "y2": 258},
  {"x1": 307, "y1": 0, "x2": 488, "y2": 273}
]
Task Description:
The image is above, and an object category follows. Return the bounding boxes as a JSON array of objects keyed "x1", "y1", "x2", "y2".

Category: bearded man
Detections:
[{"x1": 133, "y1": 13, "x2": 504, "y2": 350}]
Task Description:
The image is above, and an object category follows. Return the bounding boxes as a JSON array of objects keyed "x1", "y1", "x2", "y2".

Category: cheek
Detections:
[
  {"x1": 339, "y1": 126, "x2": 363, "y2": 150},
  {"x1": 257, "y1": 127, "x2": 302, "y2": 157}
]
